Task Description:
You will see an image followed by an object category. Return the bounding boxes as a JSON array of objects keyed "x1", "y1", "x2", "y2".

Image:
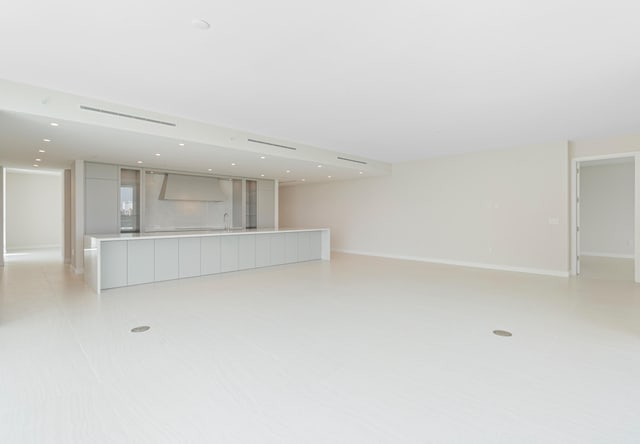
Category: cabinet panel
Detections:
[
  {"x1": 179, "y1": 238, "x2": 201, "y2": 278},
  {"x1": 309, "y1": 231, "x2": 322, "y2": 260},
  {"x1": 285, "y1": 232, "x2": 298, "y2": 264},
  {"x1": 255, "y1": 234, "x2": 270, "y2": 268},
  {"x1": 154, "y1": 238, "x2": 179, "y2": 281},
  {"x1": 85, "y1": 178, "x2": 119, "y2": 235},
  {"x1": 85, "y1": 162, "x2": 118, "y2": 180},
  {"x1": 201, "y1": 237, "x2": 221, "y2": 275},
  {"x1": 127, "y1": 239, "x2": 155, "y2": 285},
  {"x1": 101, "y1": 241, "x2": 127, "y2": 289},
  {"x1": 221, "y1": 236, "x2": 239, "y2": 273},
  {"x1": 238, "y1": 235, "x2": 256, "y2": 270},
  {"x1": 257, "y1": 180, "x2": 275, "y2": 228},
  {"x1": 297, "y1": 231, "x2": 310, "y2": 262},
  {"x1": 270, "y1": 234, "x2": 286, "y2": 266}
]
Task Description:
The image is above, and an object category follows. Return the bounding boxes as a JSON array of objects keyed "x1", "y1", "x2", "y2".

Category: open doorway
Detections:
[
  {"x1": 4, "y1": 168, "x2": 64, "y2": 263},
  {"x1": 573, "y1": 156, "x2": 635, "y2": 281}
]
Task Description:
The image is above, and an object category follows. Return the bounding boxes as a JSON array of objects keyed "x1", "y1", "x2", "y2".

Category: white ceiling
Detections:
[
  {"x1": 1, "y1": 0, "x2": 640, "y2": 164},
  {"x1": 0, "y1": 111, "x2": 376, "y2": 184}
]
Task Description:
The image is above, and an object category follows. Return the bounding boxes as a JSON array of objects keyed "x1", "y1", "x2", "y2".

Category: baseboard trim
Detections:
[
  {"x1": 6, "y1": 244, "x2": 61, "y2": 251},
  {"x1": 581, "y1": 252, "x2": 634, "y2": 259},
  {"x1": 333, "y1": 249, "x2": 570, "y2": 278}
]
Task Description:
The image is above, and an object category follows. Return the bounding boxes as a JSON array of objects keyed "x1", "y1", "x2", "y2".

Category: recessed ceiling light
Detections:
[
  {"x1": 179, "y1": 143, "x2": 184, "y2": 146},
  {"x1": 286, "y1": 170, "x2": 291, "y2": 173},
  {"x1": 155, "y1": 153, "x2": 161, "y2": 156},
  {"x1": 260, "y1": 156, "x2": 266, "y2": 159},
  {"x1": 359, "y1": 171, "x2": 364, "y2": 174},
  {"x1": 137, "y1": 161, "x2": 143, "y2": 164},
  {"x1": 231, "y1": 162, "x2": 236, "y2": 166},
  {"x1": 43, "y1": 139, "x2": 51, "y2": 142},
  {"x1": 317, "y1": 164, "x2": 323, "y2": 168},
  {"x1": 260, "y1": 174, "x2": 265, "y2": 177},
  {"x1": 50, "y1": 122, "x2": 59, "y2": 127},
  {"x1": 35, "y1": 158, "x2": 41, "y2": 162},
  {"x1": 33, "y1": 164, "x2": 39, "y2": 167},
  {"x1": 328, "y1": 175, "x2": 332, "y2": 179},
  {"x1": 192, "y1": 19, "x2": 211, "y2": 30},
  {"x1": 208, "y1": 168, "x2": 212, "y2": 171},
  {"x1": 38, "y1": 149, "x2": 46, "y2": 153},
  {"x1": 149, "y1": 171, "x2": 155, "y2": 174},
  {"x1": 301, "y1": 179, "x2": 306, "y2": 182}
]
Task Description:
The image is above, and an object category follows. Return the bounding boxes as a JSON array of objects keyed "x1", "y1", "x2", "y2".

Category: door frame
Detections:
[{"x1": 570, "y1": 152, "x2": 639, "y2": 281}]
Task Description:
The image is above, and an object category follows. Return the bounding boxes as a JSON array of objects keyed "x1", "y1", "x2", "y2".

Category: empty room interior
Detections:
[{"x1": 1, "y1": 1, "x2": 640, "y2": 443}]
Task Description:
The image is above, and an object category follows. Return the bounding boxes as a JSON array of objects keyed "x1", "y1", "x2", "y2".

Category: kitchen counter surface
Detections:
[{"x1": 88, "y1": 227, "x2": 329, "y2": 242}]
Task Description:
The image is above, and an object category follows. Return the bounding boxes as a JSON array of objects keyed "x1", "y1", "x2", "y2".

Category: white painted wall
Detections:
[
  {"x1": 580, "y1": 162, "x2": 634, "y2": 257},
  {"x1": 71, "y1": 160, "x2": 85, "y2": 273},
  {"x1": 280, "y1": 142, "x2": 569, "y2": 275},
  {"x1": 5, "y1": 169, "x2": 63, "y2": 251},
  {"x1": 63, "y1": 169, "x2": 71, "y2": 263},
  {"x1": 0, "y1": 167, "x2": 5, "y2": 265}
]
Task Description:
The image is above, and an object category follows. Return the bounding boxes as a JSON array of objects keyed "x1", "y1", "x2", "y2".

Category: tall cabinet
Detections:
[{"x1": 85, "y1": 163, "x2": 119, "y2": 235}]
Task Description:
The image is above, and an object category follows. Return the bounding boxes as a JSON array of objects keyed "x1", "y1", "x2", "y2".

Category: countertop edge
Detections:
[{"x1": 87, "y1": 228, "x2": 330, "y2": 242}]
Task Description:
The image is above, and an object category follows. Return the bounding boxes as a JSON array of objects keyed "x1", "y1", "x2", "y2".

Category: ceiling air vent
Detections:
[
  {"x1": 80, "y1": 105, "x2": 177, "y2": 127},
  {"x1": 248, "y1": 138, "x2": 297, "y2": 150},
  {"x1": 337, "y1": 156, "x2": 367, "y2": 165}
]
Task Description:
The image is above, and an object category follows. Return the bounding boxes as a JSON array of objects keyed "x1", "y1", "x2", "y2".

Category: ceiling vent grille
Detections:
[
  {"x1": 248, "y1": 138, "x2": 297, "y2": 150},
  {"x1": 337, "y1": 156, "x2": 367, "y2": 165},
  {"x1": 80, "y1": 105, "x2": 177, "y2": 127}
]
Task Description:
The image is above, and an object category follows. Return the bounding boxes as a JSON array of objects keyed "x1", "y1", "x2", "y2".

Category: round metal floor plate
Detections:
[
  {"x1": 131, "y1": 326, "x2": 150, "y2": 333},
  {"x1": 493, "y1": 329, "x2": 512, "y2": 337}
]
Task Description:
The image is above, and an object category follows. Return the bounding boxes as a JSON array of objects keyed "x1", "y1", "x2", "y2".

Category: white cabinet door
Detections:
[
  {"x1": 285, "y1": 232, "x2": 298, "y2": 263},
  {"x1": 221, "y1": 236, "x2": 239, "y2": 272},
  {"x1": 238, "y1": 235, "x2": 256, "y2": 270},
  {"x1": 101, "y1": 241, "x2": 127, "y2": 289},
  {"x1": 85, "y1": 162, "x2": 118, "y2": 180},
  {"x1": 309, "y1": 231, "x2": 322, "y2": 260},
  {"x1": 201, "y1": 237, "x2": 221, "y2": 275},
  {"x1": 297, "y1": 231, "x2": 310, "y2": 262},
  {"x1": 127, "y1": 240, "x2": 155, "y2": 285},
  {"x1": 257, "y1": 180, "x2": 275, "y2": 228},
  {"x1": 270, "y1": 233, "x2": 286, "y2": 265},
  {"x1": 155, "y1": 238, "x2": 179, "y2": 281},
  {"x1": 85, "y1": 178, "x2": 119, "y2": 234},
  {"x1": 179, "y1": 238, "x2": 201, "y2": 278},
  {"x1": 255, "y1": 234, "x2": 270, "y2": 268}
]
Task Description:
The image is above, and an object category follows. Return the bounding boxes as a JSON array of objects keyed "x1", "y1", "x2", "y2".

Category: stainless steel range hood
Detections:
[{"x1": 160, "y1": 173, "x2": 227, "y2": 202}]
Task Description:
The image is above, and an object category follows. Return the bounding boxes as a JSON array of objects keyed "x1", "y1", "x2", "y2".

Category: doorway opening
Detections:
[
  {"x1": 4, "y1": 168, "x2": 65, "y2": 264},
  {"x1": 572, "y1": 155, "x2": 636, "y2": 282}
]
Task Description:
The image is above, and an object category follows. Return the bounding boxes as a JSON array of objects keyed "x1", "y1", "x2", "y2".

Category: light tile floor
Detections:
[
  {"x1": 1, "y1": 249, "x2": 640, "y2": 443},
  {"x1": 579, "y1": 255, "x2": 634, "y2": 282}
]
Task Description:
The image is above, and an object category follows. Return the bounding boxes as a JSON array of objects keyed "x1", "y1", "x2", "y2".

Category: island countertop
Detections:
[{"x1": 88, "y1": 227, "x2": 330, "y2": 242}]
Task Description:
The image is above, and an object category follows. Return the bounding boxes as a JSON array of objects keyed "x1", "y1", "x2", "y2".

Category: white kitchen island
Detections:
[{"x1": 84, "y1": 228, "x2": 330, "y2": 294}]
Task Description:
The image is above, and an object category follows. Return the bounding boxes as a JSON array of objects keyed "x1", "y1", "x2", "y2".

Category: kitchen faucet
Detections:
[{"x1": 223, "y1": 213, "x2": 230, "y2": 231}]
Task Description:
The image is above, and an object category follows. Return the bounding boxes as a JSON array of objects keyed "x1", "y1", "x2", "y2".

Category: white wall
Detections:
[
  {"x1": 5, "y1": 170, "x2": 63, "y2": 251},
  {"x1": 580, "y1": 162, "x2": 634, "y2": 257},
  {"x1": 0, "y1": 166, "x2": 5, "y2": 265},
  {"x1": 280, "y1": 142, "x2": 569, "y2": 275}
]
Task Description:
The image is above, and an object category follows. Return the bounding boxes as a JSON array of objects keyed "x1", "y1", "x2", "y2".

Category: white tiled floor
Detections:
[
  {"x1": 579, "y1": 255, "x2": 634, "y2": 281},
  {"x1": 1, "y1": 249, "x2": 640, "y2": 443}
]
